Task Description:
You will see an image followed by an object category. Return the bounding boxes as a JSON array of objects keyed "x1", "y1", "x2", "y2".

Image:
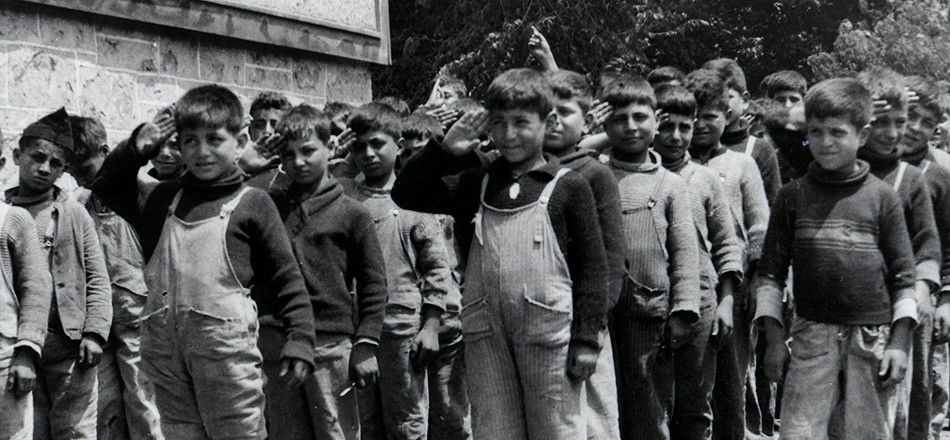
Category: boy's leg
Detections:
[
  {"x1": 931, "y1": 342, "x2": 949, "y2": 437},
  {"x1": 259, "y1": 319, "x2": 313, "y2": 440},
  {"x1": 427, "y1": 313, "x2": 472, "y2": 440},
  {"x1": 584, "y1": 329, "x2": 620, "y2": 440},
  {"x1": 841, "y1": 325, "x2": 897, "y2": 440},
  {"x1": 305, "y1": 333, "x2": 361, "y2": 440},
  {"x1": 752, "y1": 334, "x2": 778, "y2": 437},
  {"x1": 377, "y1": 306, "x2": 428, "y2": 440},
  {"x1": 614, "y1": 316, "x2": 672, "y2": 440},
  {"x1": 671, "y1": 301, "x2": 716, "y2": 440},
  {"x1": 0, "y1": 336, "x2": 32, "y2": 440},
  {"x1": 111, "y1": 288, "x2": 164, "y2": 440},
  {"x1": 712, "y1": 308, "x2": 748, "y2": 440},
  {"x1": 97, "y1": 338, "x2": 130, "y2": 440},
  {"x1": 36, "y1": 331, "x2": 99, "y2": 440},
  {"x1": 908, "y1": 313, "x2": 934, "y2": 440},
  {"x1": 778, "y1": 317, "x2": 842, "y2": 439}
]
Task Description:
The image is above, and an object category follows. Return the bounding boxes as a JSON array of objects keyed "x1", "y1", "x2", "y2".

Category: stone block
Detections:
[
  {"x1": 159, "y1": 36, "x2": 199, "y2": 79},
  {"x1": 98, "y1": 34, "x2": 159, "y2": 73},
  {"x1": 247, "y1": 66, "x2": 292, "y2": 91},
  {"x1": 326, "y1": 63, "x2": 371, "y2": 104},
  {"x1": 39, "y1": 12, "x2": 96, "y2": 51},
  {"x1": 198, "y1": 44, "x2": 245, "y2": 85},
  {"x1": 137, "y1": 75, "x2": 180, "y2": 105},
  {"x1": 248, "y1": 50, "x2": 292, "y2": 70},
  {"x1": 8, "y1": 46, "x2": 77, "y2": 109},
  {"x1": 0, "y1": 106, "x2": 42, "y2": 136},
  {"x1": 137, "y1": 102, "x2": 170, "y2": 124},
  {"x1": 77, "y1": 66, "x2": 137, "y2": 130},
  {"x1": 0, "y1": 6, "x2": 40, "y2": 44},
  {"x1": 0, "y1": 47, "x2": 8, "y2": 106},
  {"x1": 291, "y1": 57, "x2": 326, "y2": 97}
]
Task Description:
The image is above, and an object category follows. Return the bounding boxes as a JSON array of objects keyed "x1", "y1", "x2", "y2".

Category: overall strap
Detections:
[
  {"x1": 922, "y1": 159, "x2": 933, "y2": 175},
  {"x1": 478, "y1": 174, "x2": 490, "y2": 204},
  {"x1": 538, "y1": 168, "x2": 572, "y2": 207},
  {"x1": 745, "y1": 135, "x2": 757, "y2": 156},
  {"x1": 220, "y1": 187, "x2": 253, "y2": 217},
  {"x1": 894, "y1": 161, "x2": 908, "y2": 192},
  {"x1": 167, "y1": 190, "x2": 184, "y2": 217}
]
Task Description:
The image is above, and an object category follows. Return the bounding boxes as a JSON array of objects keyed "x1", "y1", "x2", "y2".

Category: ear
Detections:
[
  {"x1": 859, "y1": 124, "x2": 872, "y2": 146},
  {"x1": 98, "y1": 145, "x2": 110, "y2": 156},
  {"x1": 235, "y1": 131, "x2": 249, "y2": 159},
  {"x1": 725, "y1": 108, "x2": 733, "y2": 121},
  {"x1": 12, "y1": 148, "x2": 21, "y2": 166},
  {"x1": 741, "y1": 91, "x2": 751, "y2": 112}
]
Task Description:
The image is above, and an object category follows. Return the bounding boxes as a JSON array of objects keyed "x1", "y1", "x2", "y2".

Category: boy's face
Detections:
[
  {"x1": 653, "y1": 113, "x2": 694, "y2": 163},
  {"x1": 280, "y1": 134, "x2": 329, "y2": 187},
  {"x1": 544, "y1": 97, "x2": 586, "y2": 153},
  {"x1": 70, "y1": 152, "x2": 107, "y2": 189},
  {"x1": 692, "y1": 105, "x2": 728, "y2": 148},
  {"x1": 249, "y1": 108, "x2": 286, "y2": 141},
  {"x1": 14, "y1": 139, "x2": 67, "y2": 194},
  {"x1": 178, "y1": 125, "x2": 244, "y2": 181},
  {"x1": 726, "y1": 88, "x2": 747, "y2": 126},
  {"x1": 865, "y1": 107, "x2": 907, "y2": 155},
  {"x1": 604, "y1": 103, "x2": 656, "y2": 155},
  {"x1": 905, "y1": 105, "x2": 940, "y2": 154},
  {"x1": 806, "y1": 116, "x2": 868, "y2": 173},
  {"x1": 150, "y1": 134, "x2": 183, "y2": 179},
  {"x1": 400, "y1": 135, "x2": 430, "y2": 161},
  {"x1": 773, "y1": 90, "x2": 803, "y2": 109},
  {"x1": 352, "y1": 130, "x2": 399, "y2": 181},
  {"x1": 932, "y1": 113, "x2": 950, "y2": 149},
  {"x1": 488, "y1": 109, "x2": 548, "y2": 165}
]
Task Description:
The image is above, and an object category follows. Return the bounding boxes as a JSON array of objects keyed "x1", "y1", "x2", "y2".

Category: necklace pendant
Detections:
[{"x1": 509, "y1": 183, "x2": 520, "y2": 199}]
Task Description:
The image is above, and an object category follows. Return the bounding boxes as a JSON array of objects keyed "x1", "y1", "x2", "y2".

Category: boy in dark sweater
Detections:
[
  {"x1": 9, "y1": 109, "x2": 113, "y2": 440},
  {"x1": 653, "y1": 84, "x2": 745, "y2": 439},
  {"x1": 757, "y1": 78, "x2": 917, "y2": 439},
  {"x1": 544, "y1": 69, "x2": 623, "y2": 440},
  {"x1": 759, "y1": 70, "x2": 807, "y2": 109},
  {"x1": 265, "y1": 104, "x2": 387, "y2": 440},
  {"x1": 92, "y1": 86, "x2": 316, "y2": 440},
  {"x1": 392, "y1": 68, "x2": 608, "y2": 440}
]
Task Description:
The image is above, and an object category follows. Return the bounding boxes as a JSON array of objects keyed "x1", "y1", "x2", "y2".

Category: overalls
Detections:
[
  {"x1": 462, "y1": 168, "x2": 584, "y2": 440},
  {"x1": 0, "y1": 203, "x2": 32, "y2": 440},
  {"x1": 140, "y1": 187, "x2": 265, "y2": 440}
]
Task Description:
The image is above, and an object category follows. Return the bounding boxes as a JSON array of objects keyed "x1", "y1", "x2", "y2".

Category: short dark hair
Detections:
[
  {"x1": 655, "y1": 85, "x2": 696, "y2": 118},
  {"x1": 402, "y1": 113, "x2": 444, "y2": 140},
  {"x1": 375, "y1": 96, "x2": 411, "y2": 117},
  {"x1": 547, "y1": 70, "x2": 594, "y2": 113},
  {"x1": 324, "y1": 101, "x2": 355, "y2": 119},
  {"x1": 905, "y1": 75, "x2": 941, "y2": 117},
  {"x1": 647, "y1": 66, "x2": 685, "y2": 88},
  {"x1": 857, "y1": 66, "x2": 907, "y2": 111},
  {"x1": 703, "y1": 58, "x2": 747, "y2": 93},
  {"x1": 760, "y1": 70, "x2": 807, "y2": 99},
  {"x1": 684, "y1": 69, "x2": 730, "y2": 113},
  {"x1": 805, "y1": 78, "x2": 872, "y2": 129},
  {"x1": 249, "y1": 92, "x2": 292, "y2": 116},
  {"x1": 600, "y1": 74, "x2": 655, "y2": 110},
  {"x1": 484, "y1": 68, "x2": 554, "y2": 118},
  {"x1": 274, "y1": 104, "x2": 332, "y2": 148},
  {"x1": 69, "y1": 115, "x2": 107, "y2": 163},
  {"x1": 348, "y1": 103, "x2": 403, "y2": 139},
  {"x1": 936, "y1": 81, "x2": 950, "y2": 116},
  {"x1": 176, "y1": 84, "x2": 244, "y2": 135}
]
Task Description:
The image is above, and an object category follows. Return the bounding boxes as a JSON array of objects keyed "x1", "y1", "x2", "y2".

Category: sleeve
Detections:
[
  {"x1": 754, "y1": 188, "x2": 795, "y2": 327},
  {"x1": 879, "y1": 190, "x2": 920, "y2": 324},
  {"x1": 350, "y1": 207, "x2": 389, "y2": 342},
  {"x1": 79, "y1": 207, "x2": 113, "y2": 342},
  {"x1": 8, "y1": 209, "x2": 52, "y2": 356},
  {"x1": 561, "y1": 176, "x2": 609, "y2": 350},
  {"x1": 705, "y1": 174, "x2": 744, "y2": 280},
  {"x1": 754, "y1": 139, "x2": 783, "y2": 206},
  {"x1": 91, "y1": 129, "x2": 156, "y2": 227},
  {"x1": 666, "y1": 182, "x2": 702, "y2": 320},
  {"x1": 740, "y1": 160, "x2": 771, "y2": 262},
  {"x1": 391, "y1": 141, "x2": 481, "y2": 217},
  {"x1": 904, "y1": 176, "x2": 941, "y2": 290},
  {"x1": 246, "y1": 192, "x2": 316, "y2": 366},
  {"x1": 410, "y1": 213, "x2": 452, "y2": 313},
  {"x1": 588, "y1": 165, "x2": 625, "y2": 313},
  {"x1": 929, "y1": 174, "x2": 950, "y2": 297}
]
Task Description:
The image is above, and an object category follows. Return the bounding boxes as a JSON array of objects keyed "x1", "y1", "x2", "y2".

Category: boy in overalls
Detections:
[
  {"x1": 93, "y1": 86, "x2": 316, "y2": 439},
  {"x1": 393, "y1": 68, "x2": 609, "y2": 439}
]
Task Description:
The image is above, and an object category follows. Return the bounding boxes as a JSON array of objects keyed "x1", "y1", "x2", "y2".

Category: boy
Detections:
[
  {"x1": 904, "y1": 77, "x2": 950, "y2": 171},
  {"x1": 399, "y1": 113, "x2": 444, "y2": 167},
  {"x1": 7, "y1": 108, "x2": 113, "y2": 439},
  {"x1": 92, "y1": 86, "x2": 316, "y2": 439},
  {"x1": 759, "y1": 70, "x2": 807, "y2": 109},
  {"x1": 647, "y1": 66, "x2": 685, "y2": 89},
  {"x1": 545, "y1": 69, "x2": 623, "y2": 440},
  {"x1": 244, "y1": 92, "x2": 293, "y2": 190},
  {"x1": 69, "y1": 116, "x2": 164, "y2": 440},
  {"x1": 756, "y1": 77, "x2": 917, "y2": 439},
  {"x1": 0, "y1": 128, "x2": 53, "y2": 440},
  {"x1": 653, "y1": 84, "x2": 745, "y2": 439},
  {"x1": 857, "y1": 67, "x2": 941, "y2": 440},
  {"x1": 684, "y1": 68, "x2": 770, "y2": 440},
  {"x1": 392, "y1": 68, "x2": 608, "y2": 439},
  {"x1": 146, "y1": 135, "x2": 183, "y2": 181},
  {"x1": 264, "y1": 104, "x2": 387, "y2": 440},
  {"x1": 342, "y1": 104, "x2": 468, "y2": 439},
  {"x1": 600, "y1": 75, "x2": 701, "y2": 440}
]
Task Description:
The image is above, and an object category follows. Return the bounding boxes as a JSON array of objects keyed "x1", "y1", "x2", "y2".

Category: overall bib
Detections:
[
  {"x1": 140, "y1": 187, "x2": 265, "y2": 440},
  {"x1": 462, "y1": 168, "x2": 584, "y2": 440}
]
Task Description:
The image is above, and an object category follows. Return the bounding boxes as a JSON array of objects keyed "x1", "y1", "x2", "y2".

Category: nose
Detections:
[
  {"x1": 263, "y1": 121, "x2": 275, "y2": 136},
  {"x1": 671, "y1": 128, "x2": 682, "y2": 143},
  {"x1": 37, "y1": 160, "x2": 51, "y2": 174}
]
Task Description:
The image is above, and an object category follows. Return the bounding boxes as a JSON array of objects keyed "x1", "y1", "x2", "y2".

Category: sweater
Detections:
[
  {"x1": 270, "y1": 179, "x2": 388, "y2": 341},
  {"x1": 91, "y1": 138, "x2": 316, "y2": 365},
  {"x1": 903, "y1": 153, "x2": 950, "y2": 291},
  {"x1": 664, "y1": 153, "x2": 744, "y2": 299},
  {"x1": 756, "y1": 160, "x2": 918, "y2": 326},
  {"x1": 392, "y1": 141, "x2": 609, "y2": 350},
  {"x1": 608, "y1": 150, "x2": 701, "y2": 321},
  {"x1": 0, "y1": 204, "x2": 53, "y2": 356},
  {"x1": 859, "y1": 148, "x2": 941, "y2": 288},
  {"x1": 723, "y1": 127, "x2": 783, "y2": 205},
  {"x1": 689, "y1": 143, "x2": 770, "y2": 262}
]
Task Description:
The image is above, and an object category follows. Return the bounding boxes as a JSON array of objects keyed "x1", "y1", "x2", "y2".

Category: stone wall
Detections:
[{"x1": 0, "y1": 2, "x2": 374, "y2": 187}]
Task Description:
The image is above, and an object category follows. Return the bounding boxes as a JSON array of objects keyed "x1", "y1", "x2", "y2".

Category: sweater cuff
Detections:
[
  {"x1": 892, "y1": 296, "x2": 919, "y2": 327},
  {"x1": 754, "y1": 276, "x2": 785, "y2": 328},
  {"x1": 917, "y1": 261, "x2": 941, "y2": 292},
  {"x1": 571, "y1": 317, "x2": 603, "y2": 351},
  {"x1": 280, "y1": 337, "x2": 316, "y2": 369},
  {"x1": 13, "y1": 340, "x2": 42, "y2": 358}
]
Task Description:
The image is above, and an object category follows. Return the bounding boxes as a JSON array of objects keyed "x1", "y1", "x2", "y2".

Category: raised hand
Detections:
[
  {"x1": 135, "y1": 104, "x2": 176, "y2": 158},
  {"x1": 586, "y1": 100, "x2": 613, "y2": 133},
  {"x1": 443, "y1": 109, "x2": 489, "y2": 157},
  {"x1": 528, "y1": 26, "x2": 558, "y2": 71}
]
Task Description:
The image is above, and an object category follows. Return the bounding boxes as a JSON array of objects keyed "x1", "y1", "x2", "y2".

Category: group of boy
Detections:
[{"x1": 3, "y1": 31, "x2": 950, "y2": 440}]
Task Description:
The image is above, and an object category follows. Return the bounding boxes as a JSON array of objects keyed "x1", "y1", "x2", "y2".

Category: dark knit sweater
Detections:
[
  {"x1": 92, "y1": 139, "x2": 316, "y2": 365},
  {"x1": 723, "y1": 127, "x2": 782, "y2": 205},
  {"x1": 904, "y1": 151, "x2": 950, "y2": 291},
  {"x1": 758, "y1": 160, "x2": 917, "y2": 325},
  {"x1": 859, "y1": 148, "x2": 941, "y2": 288},
  {"x1": 392, "y1": 141, "x2": 609, "y2": 350}
]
